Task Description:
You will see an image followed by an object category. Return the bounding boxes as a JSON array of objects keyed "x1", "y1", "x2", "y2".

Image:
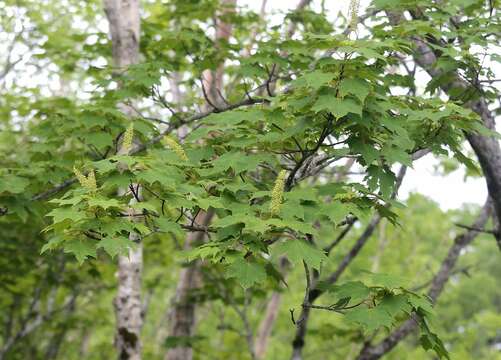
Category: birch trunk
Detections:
[{"x1": 103, "y1": 1, "x2": 142, "y2": 359}]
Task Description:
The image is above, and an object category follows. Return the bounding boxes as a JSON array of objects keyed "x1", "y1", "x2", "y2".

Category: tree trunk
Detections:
[
  {"x1": 103, "y1": 1, "x2": 142, "y2": 359},
  {"x1": 104, "y1": 0, "x2": 140, "y2": 68},
  {"x1": 165, "y1": 211, "x2": 214, "y2": 360},
  {"x1": 114, "y1": 236, "x2": 143, "y2": 360},
  {"x1": 254, "y1": 292, "x2": 281, "y2": 359}
]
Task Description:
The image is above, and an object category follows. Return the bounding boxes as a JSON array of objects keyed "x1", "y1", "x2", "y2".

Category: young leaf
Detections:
[
  {"x1": 64, "y1": 240, "x2": 97, "y2": 264},
  {"x1": 274, "y1": 239, "x2": 327, "y2": 270},
  {"x1": 225, "y1": 258, "x2": 266, "y2": 289}
]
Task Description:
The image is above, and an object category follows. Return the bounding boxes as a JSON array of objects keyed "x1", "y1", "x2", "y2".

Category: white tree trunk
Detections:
[{"x1": 103, "y1": 1, "x2": 142, "y2": 359}]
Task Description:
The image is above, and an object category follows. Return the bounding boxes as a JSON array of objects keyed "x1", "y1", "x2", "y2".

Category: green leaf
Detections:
[
  {"x1": 338, "y1": 78, "x2": 370, "y2": 103},
  {"x1": 49, "y1": 195, "x2": 85, "y2": 206},
  {"x1": 86, "y1": 132, "x2": 113, "y2": 150},
  {"x1": 319, "y1": 201, "x2": 350, "y2": 224},
  {"x1": 274, "y1": 239, "x2": 327, "y2": 269},
  {"x1": 312, "y1": 96, "x2": 362, "y2": 118},
  {"x1": 299, "y1": 71, "x2": 335, "y2": 89},
  {"x1": 366, "y1": 166, "x2": 396, "y2": 198},
  {"x1": 213, "y1": 214, "x2": 270, "y2": 233},
  {"x1": 97, "y1": 236, "x2": 134, "y2": 257},
  {"x1": 226, "y1": 258, "x2": 266, "y2": 289},
  {"x1": 419, "y1": 319, "x2": 450, "y2": 359},
  {"x1": 345, "y1": 306, "x2": 394, "y2": 332},
  {"x1": 184, "y1": 244, "x2": 221, "y2": 262},
  {"x1": 367, "y1": 272, "x2": 408, "y2": 289},
  {"x1": 156, "y1": 218, "x2": 183, "y2": 236},
  {"x1": 0, "y1": 175, "x2": 30, "y2": 194},
  {"x1": 330, "y1": 281, "x2": 370, "y2": 304},
  {"x1": 41, "y1": 235, "x2": 64, "y2": 254},
  {"x1": 350, "y1": 138, "x2": 379, "y2": 164},
  {"x1": 379, "y1": 293, "x2": 413, "y2": 317},
  {"x1": 87, "y1": 197, "x2": 123, "y2": 210},
  {"x1": 197, "y1": 197, "x2": 226, "y2": 211},
  {"x1": 267, "y1": 218, "x2": 317, "y2": 236},
  {"x1": 380, "y1": 145, "x2": 412, "y2": 166},
  {"x1": 136, "y1": 167, "x2": 183, "y2": 188},
  {"x1": 64, "y1": 240, "x2": 96, "y2": 264},
  {"x1": 284, "y1": 188, "x2": 318, "y2": 202},
  {"x1": 203, "y1": 152, "x2": 274, "y2": 175},
  {"x1": 46, "y1": 207, "x2": 87, "y2": 224},
  {"x1": 280, "y1": 200, "x2": 305, "y2": 220},
  {"x1": 408, "y1": 293, "x2": 435, "y2": 315}
]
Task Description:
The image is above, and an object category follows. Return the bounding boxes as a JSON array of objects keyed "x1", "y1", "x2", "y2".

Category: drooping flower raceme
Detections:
[
  {"x1": 73, "y1": 167, "x2": 87, "y2": 187},
  {"x1": 348, "y1": 0, "x2": 360, "y2": 31},
  {"x1": 270, "y1": 170, "x2": 287, "y2": 216},
  {"x1": 86, "y1": 170, "x2": 97, "y2": 192},
  {"x1": 73, "y1": 167, "x2": 97, "y2": 192},
  {"x1": 121, "y1": 123, "x2": 134, "y2": 154},
  {"x1": 163, "y1": 135, "x2": 189, "y2": 161}
]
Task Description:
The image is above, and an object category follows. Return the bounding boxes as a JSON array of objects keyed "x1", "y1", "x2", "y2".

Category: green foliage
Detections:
[{"x1": 1, "y1": 0, "x2": 500, "y2": 359}]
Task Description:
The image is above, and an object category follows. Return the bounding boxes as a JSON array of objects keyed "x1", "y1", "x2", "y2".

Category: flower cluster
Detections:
[
  {"x1": 121, "y1": 123, "x2": 134, "y2": 154},
  {"x1": 270, "y1": 170, "x2": 287, "y2": 216},
  {"x1": 348, "y1": 0, "x2": 360, "y2": 31},
  {"x1": 163, "y1": 135, "x2": 189, "y2": 161},
  {"x1": 73, "y1": 167, "x2": 97, "y2": 192}
]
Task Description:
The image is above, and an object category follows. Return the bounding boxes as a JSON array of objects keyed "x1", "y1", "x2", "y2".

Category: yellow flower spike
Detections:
[
  {"x1": 163, "y1": 135, "x2": 189, "y2": 161},
  {"x1": 73, "y1": 166, "x2": 97, "y2": 192},
  {"x1": 121, "y1": 123, "x2": 134, "y2": 154},
  {"x1": 73, "y1": 166, "x2": 88, "y2": 188},
  {"x1": 270, "y1": 170, "x2": 287, "y2": 216},
  {"x1": 86, "y1": 170, "x2": 97, "y2": 192},
  {"x1": 348, "y1": 0, "x2": 360, "y2": 32}
]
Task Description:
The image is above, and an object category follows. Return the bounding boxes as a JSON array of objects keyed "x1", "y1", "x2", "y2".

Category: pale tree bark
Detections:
[
  {"x1": 103, "y1": 1, "x2": 143, "y2": 359},
  {"x1": 165, "y1": 2, "x2": 235, "y2": 360},
  {"x1": 356, "y1": 199, "x2": 492, "y2": 360},
  {"x1": 253, "y1": 258, "x2": 289, "y2": 359},
  {"x1": 104, "y1": 0, "x2": 140, "y2": 68},
  {"x1": 254, "y1": 292, "x2": 282, "y2": 359}
]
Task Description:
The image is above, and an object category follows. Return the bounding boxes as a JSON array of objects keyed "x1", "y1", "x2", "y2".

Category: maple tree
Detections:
[{"x1": 1, "y1": 0, "x2": 501, "y2": 359}]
